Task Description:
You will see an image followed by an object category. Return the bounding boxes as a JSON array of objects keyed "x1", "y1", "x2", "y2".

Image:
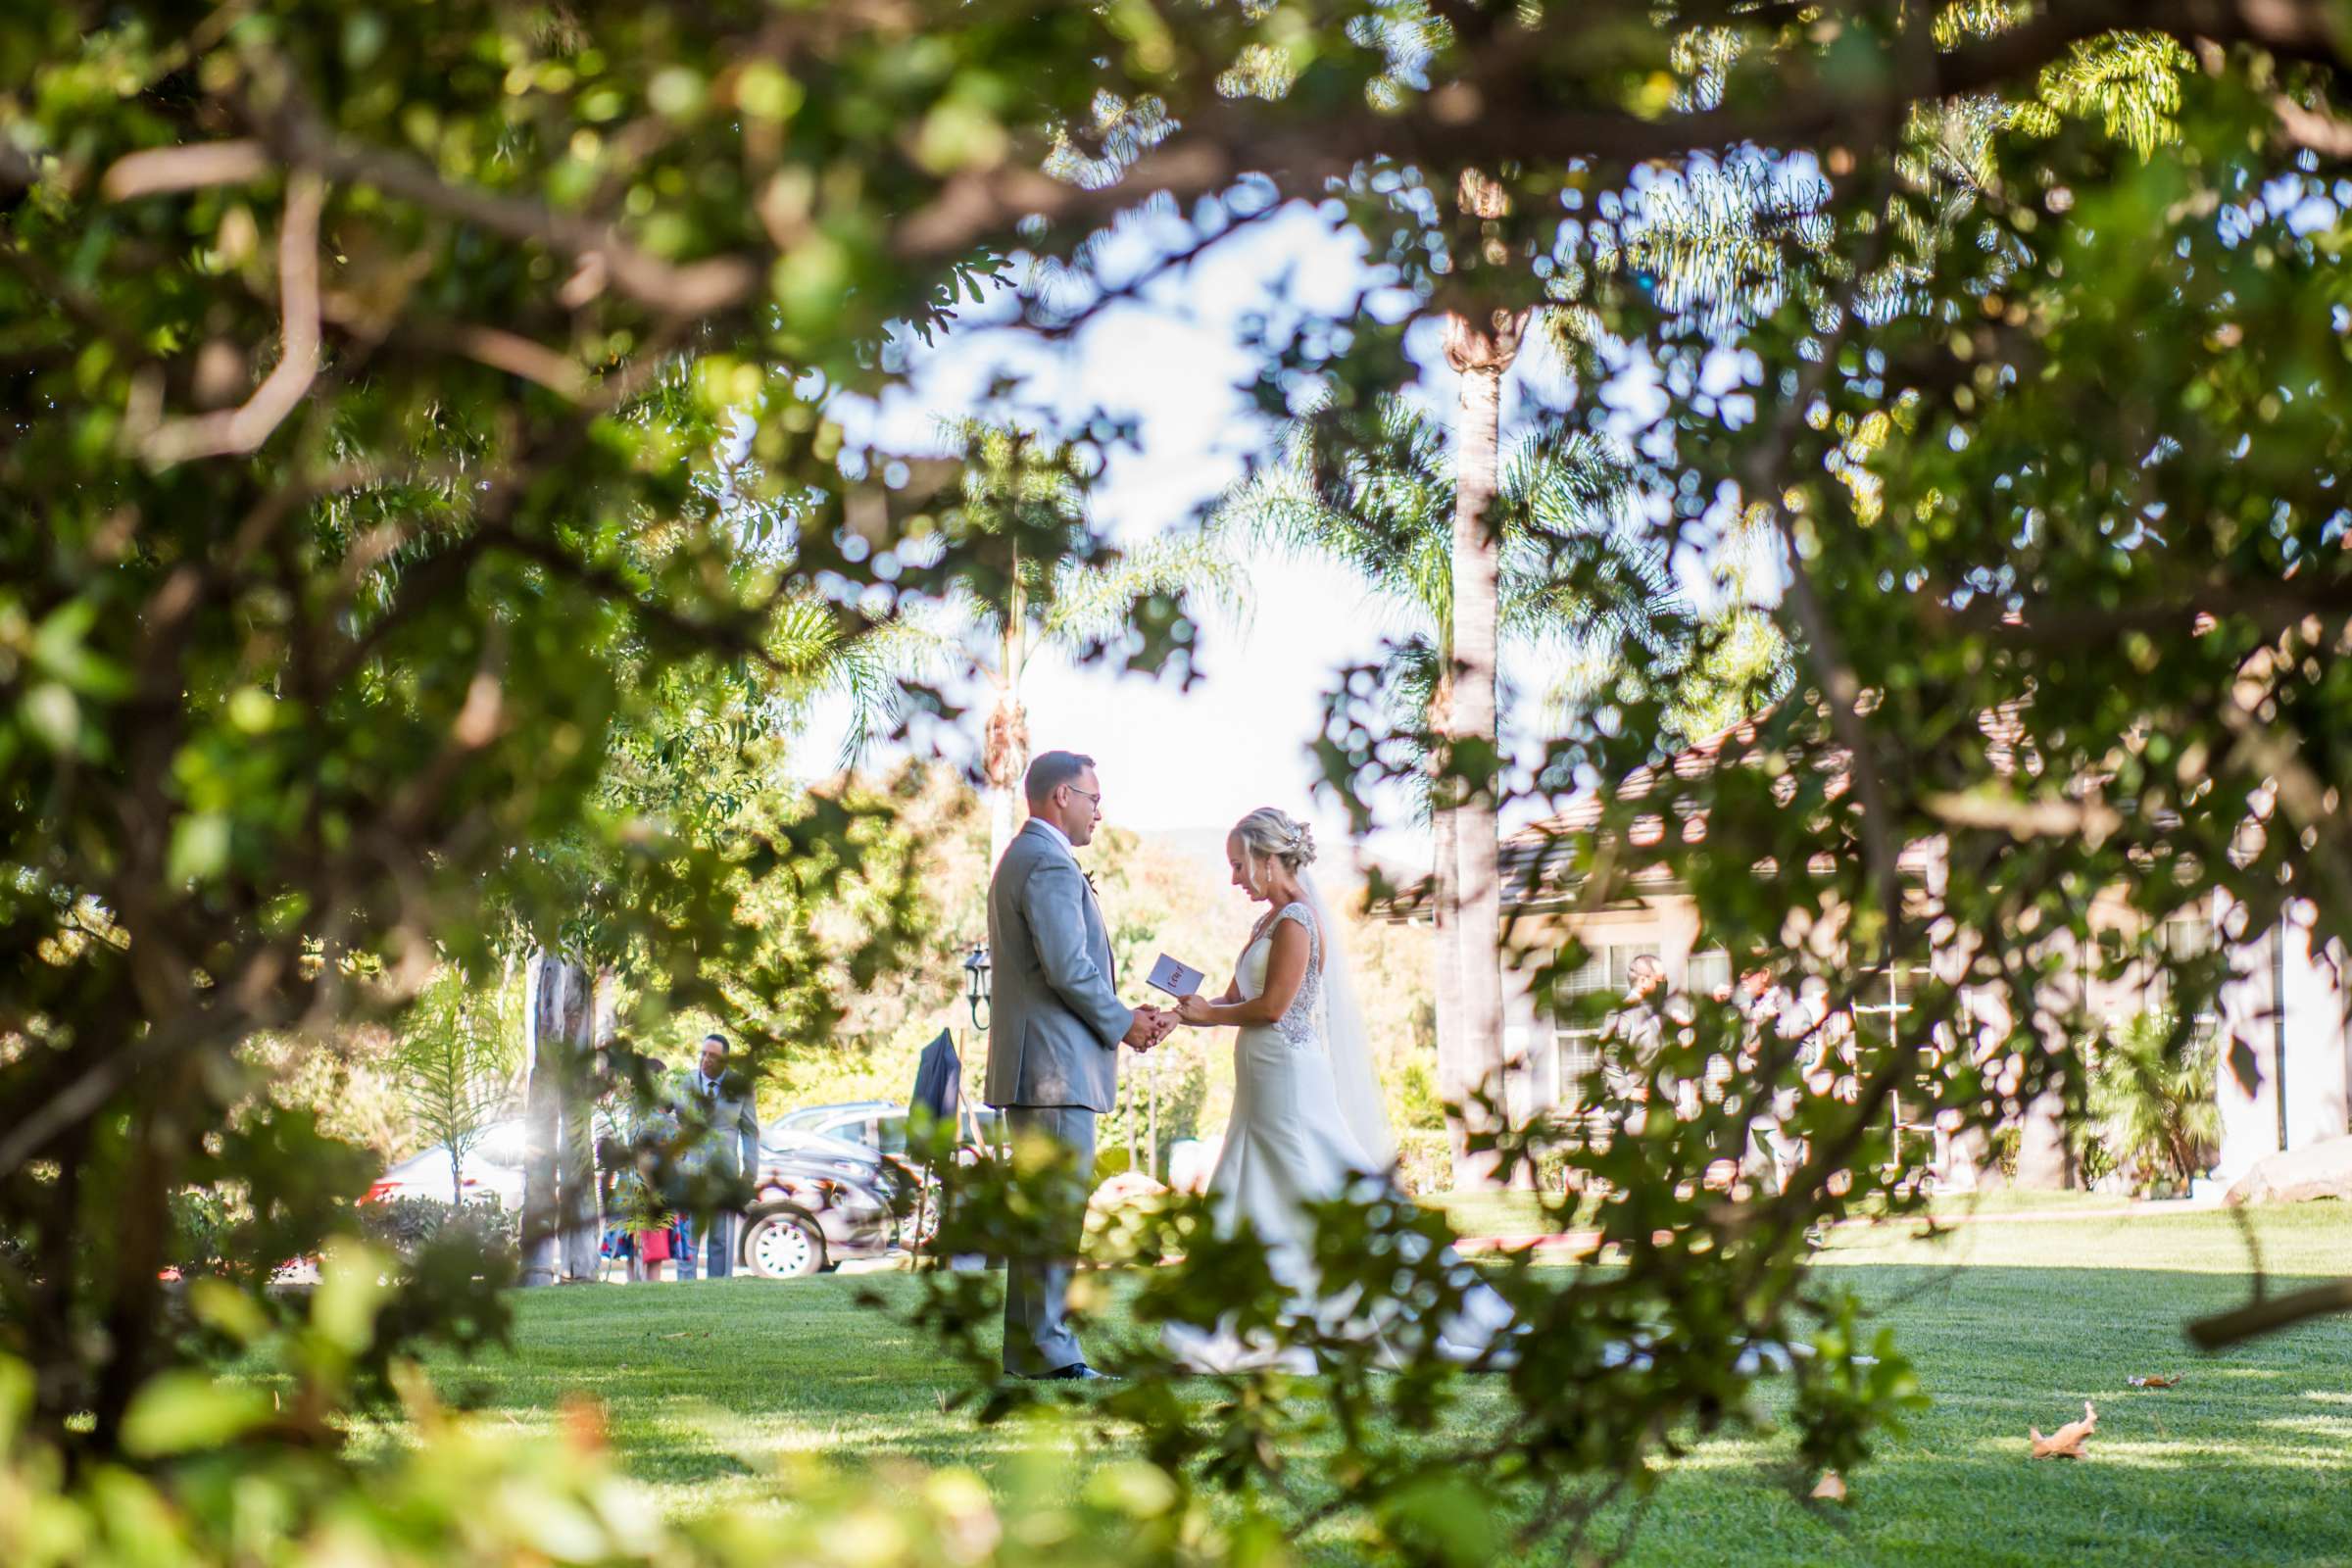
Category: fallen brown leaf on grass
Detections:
[
  {"x1": 1811, "y1": 1471, "x2": 1847, "y2": 1501},
  {"x1": 2030, "y1": 1400, "x2": 2097, "y2": 1459},
  {"x1": 559, "y1": 1393, "x2": 608, "y2": 1453},
  {"x1": 2127, "y1": 1374, "x2": 2180, "y2": 1390}
]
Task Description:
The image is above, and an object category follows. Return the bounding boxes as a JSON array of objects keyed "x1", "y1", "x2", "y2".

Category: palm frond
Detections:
[
  {"x1": 1034, "y1": 525, "x2": 1253, "y2": 653},
  {"x1": 1223, "y1": 397, "x2": 1455, "y2": 627}
]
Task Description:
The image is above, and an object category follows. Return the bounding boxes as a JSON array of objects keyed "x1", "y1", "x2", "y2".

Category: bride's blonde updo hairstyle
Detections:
[{"x1": 1232, "y1": 808, "x2": 1317, "y2": 873}]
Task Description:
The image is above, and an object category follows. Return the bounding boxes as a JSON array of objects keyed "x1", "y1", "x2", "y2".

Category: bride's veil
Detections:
[{"x1": 1300, "y1": 869, "x2": 1398, "y2": 1173}]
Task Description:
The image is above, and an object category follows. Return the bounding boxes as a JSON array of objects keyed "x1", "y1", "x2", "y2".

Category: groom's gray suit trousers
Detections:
[{"x1": 1001, "y1": 1103, "x2": 1097, "y2": 1377}]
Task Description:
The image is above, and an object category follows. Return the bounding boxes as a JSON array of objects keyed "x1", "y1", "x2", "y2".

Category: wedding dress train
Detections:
[{"x1": 1162, "y1": 898, "x2": 1517, "y2": 1374}]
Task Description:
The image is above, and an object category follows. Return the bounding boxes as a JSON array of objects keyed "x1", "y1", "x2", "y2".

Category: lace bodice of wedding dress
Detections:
[{"x1": 1242, "y1": 903, "x2": 1323, "y2": 1048}]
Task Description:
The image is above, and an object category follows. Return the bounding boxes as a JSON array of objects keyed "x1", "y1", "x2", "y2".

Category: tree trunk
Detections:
[
  {"x1": 1430, "y1": 772, "x2": 1469, "y2": 1177},
  {"x1": 985, "y1": 574, "x2": 1030, "y2": 868},
  {"x1": 520, "y1": 952, "x2": 597, "y2": 1285},
  {"x1": 984, "y1": 687, "x2": 1027, "y2": 871},
  {"x1": 1441, "y1": 303, "x2": 1526, "y2": 1192},
  {"x1": 519, "y1": 953, "x2": 558, "y2": 1286},
  {"x1": 558, "y1": 968, "x2": 612, "y2": 1281}
]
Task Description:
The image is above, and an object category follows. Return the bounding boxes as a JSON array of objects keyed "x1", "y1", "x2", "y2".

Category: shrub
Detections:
[
  {"x1": 354, "y1": 1198, "x2": 520, "y2": 1263},
  {"x1": 1386, "y1": 1050, "x2": 1448, "y2": 1132},
  {"x1": 2091, "y1": 1011, "x2": 2222, "y2": 1191},
  {"x1": 1389, "y1": 1126, "x2": 1453, "y2": 1196}
]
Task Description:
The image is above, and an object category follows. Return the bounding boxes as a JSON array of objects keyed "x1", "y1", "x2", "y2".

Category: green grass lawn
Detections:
[
  {"x1": 370, "y1": 1202, "x2": 2352, "y2": 1566},
  {"x1": 1423, "y1": 1184, "x2": 2181, "y2": 1243}
]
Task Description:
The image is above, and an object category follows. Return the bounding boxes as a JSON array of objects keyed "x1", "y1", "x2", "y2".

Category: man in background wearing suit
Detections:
[
  {"x1": 983, "y1": 751, "x2": 1171, "y2": 1380},
  {"x1": 674, "y1": 1031, "x2": 760, "y2": 1281}
]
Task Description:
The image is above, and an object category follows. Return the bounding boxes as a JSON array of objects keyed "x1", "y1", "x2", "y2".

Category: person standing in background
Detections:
[{"x1": 673, "y1": 1032, "x2": 760, "y2": 1281}]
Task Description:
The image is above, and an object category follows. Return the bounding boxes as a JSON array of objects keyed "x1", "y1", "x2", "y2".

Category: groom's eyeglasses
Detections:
[{"x1": 1066, "y1": 787, "x2": 1101, "y2": 811}]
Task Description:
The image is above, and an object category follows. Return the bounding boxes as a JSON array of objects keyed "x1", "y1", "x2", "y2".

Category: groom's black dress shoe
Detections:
[{"x1": 1023, "y1": 1362, "x2": 1114, "y2": 1381}]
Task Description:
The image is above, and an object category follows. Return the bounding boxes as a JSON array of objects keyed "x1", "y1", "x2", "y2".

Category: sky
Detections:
[{"x1": 794, "y1": 199, "x2": 1603, "y2": 874}]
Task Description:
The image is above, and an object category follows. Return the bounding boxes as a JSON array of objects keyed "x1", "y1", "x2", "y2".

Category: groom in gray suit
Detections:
[{"x1": 984, "y1": 750, "x2": 1171, "y2": 1380}]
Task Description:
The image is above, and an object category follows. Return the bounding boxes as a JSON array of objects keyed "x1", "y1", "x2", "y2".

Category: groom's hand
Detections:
[{"x1": 1123, "y1": 1005, "x2": 1169, "y2": 1051}]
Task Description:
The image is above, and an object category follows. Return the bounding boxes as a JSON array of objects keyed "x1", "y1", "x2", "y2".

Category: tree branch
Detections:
[
  {"x1": 899, "y1": 0, "x2": 2351, "y2": 261},
  {"x1": 2187, "y1": 1278, "x2": 2352, "y2": 1348},
  {"x1": 98, "y1": 138, "x2": 271, "y2": 199},
  {"x1": 233, "y1": 67, "x2": 759, "y2": 317},
  {"x1": 2272, "y1": 90, "x2": 2352, "y2": 156},
  {"x1": 140, "y1": 172, "x2": 324, "y2": 466},
  {"x1": 1931, "y1": 581, "x2": 2352, "y2": 647}
]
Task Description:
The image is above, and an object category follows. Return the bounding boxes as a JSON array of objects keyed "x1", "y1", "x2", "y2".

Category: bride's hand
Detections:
[{"x1": 1175, "y1": 992, "x2": 1216, "y2": 1026}]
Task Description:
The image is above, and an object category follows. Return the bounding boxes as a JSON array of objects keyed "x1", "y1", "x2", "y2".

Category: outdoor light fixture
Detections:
[{"x1": 963, "y1": 944, "x2": 991, "y2": 1032}]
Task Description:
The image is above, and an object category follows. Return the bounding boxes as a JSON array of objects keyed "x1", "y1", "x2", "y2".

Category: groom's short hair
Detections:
[{"x1": 1024, "y1": 751, "x2": 1096, "y2": 806}]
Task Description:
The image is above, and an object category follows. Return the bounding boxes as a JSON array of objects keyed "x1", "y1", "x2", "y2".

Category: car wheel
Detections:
[{"x1": 741, "y1": 1204, "x2": 826, "y2": 1280}]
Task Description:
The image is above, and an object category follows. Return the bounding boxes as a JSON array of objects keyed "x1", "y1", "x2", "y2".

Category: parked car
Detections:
[
  {"x1": 364, "y1": 1119, "x2": 531, "y2": 1209},
  {"x1": 363, "y1": 1110, "x2": 922, "y2": 1281},
  {"x1": 739, "y1": 1123, "x2": 915, "y2": 1279}
]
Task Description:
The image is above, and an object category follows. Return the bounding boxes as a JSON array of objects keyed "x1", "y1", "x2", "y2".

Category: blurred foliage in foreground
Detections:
[
  {"x1": 0, "y1": 1249, "x2": 1246, "y2": 1568},
  {"x1": 8, "y1": 1, "x2": 2352, "y2": 1562}
]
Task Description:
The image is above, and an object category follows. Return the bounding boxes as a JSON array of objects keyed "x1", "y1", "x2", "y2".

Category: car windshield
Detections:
[{"x1": 772, "y1": 1106, "x2": 839, "y2": 1133}]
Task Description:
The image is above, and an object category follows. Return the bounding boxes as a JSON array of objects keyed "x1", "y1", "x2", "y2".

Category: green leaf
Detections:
[
  {"x1": 0, "y1": 1355, "x2": 32, "y2": 1448},
  {"x1": 1082, "y1": 1459, "x2": 1179, "y2": 1517},
  {"x1": 30, "y1": 598, "x2": 129, "y2": 697},
  {"x1": 312, "y1": 1240, "x2": 392, "y2": 1356},
  {"x1": 167, "y1": 812, "x2": 230, "y2": 884},
  {"x1": 120, "y1": 1370, "x2": 270, "y2": 1457},
  {"x1": 1378, "y1": 1472, "x2": 1501, "y2": 1568},
  {"x1": 20, "y1": 683, "x2": 77, "y2": 753},
  {"x1": 187, "y1": 1278, "x2": 271, "y2": 1347}
]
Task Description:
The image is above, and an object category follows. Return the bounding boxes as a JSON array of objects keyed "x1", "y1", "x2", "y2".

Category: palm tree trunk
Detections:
[
  {"x1": 1430, "y1": 750, "x2": 1469, "y2": 1179},
  {"x1": 985, "y1": 574, "x2": 1030, "y2": 868},
  {"x1": 1442, "y1": 303, "x2": 1526, "y2": 1192}
]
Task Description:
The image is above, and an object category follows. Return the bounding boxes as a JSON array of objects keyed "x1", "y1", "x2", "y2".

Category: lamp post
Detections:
[
  {"x1": 963, "y1": 944, "x2": 991, "y2": 1032},
  {"x1": 960, "y1": 945, "x2": 993, "y2": 1157}
]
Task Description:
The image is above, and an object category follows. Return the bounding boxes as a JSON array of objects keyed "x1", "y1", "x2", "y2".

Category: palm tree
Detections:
[
  {"x1": 1434, "y1": 169, "x2": 1529, "y2": 1186},
  {"x1": 1230, "y1": 395, "x2": 1651, "y2": 1185},
  {"x1": 1440, "y1": 305, "x2": 1526, "y2": 1183},
  {"x1": 851, "y1": 424, "x2": 1250, "y2": 865},
  {"x1": 2091, "y1": 1010, "x2": 2222, "y2": 1191}
]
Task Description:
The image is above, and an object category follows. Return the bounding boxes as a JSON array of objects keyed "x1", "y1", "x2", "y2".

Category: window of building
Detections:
[
  {"x1": 1686, "y1": 949, "x2": 1733, "y2": 1000},
  {"x1": 1850, "y1": 962, "x2": 1924, "y2": 1040},
  {"x1": 1551, "y1": 941, "x2": 1661, "y2": 1104},
  {"x1": 1849, "y1": 962, "x2": 1962, "y2": 1172},
  {"x1": 2146, "y1": 910, "x2": 2219, "y2": 1044},
  {"x1": 2158, "y1": 913, "x2": 2213, "y2": 958}
]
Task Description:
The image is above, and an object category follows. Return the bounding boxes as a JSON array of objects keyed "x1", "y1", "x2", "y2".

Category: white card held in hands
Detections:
[{"x1": 1147, "y1": 953, "x2": 1206, "y2": 999}]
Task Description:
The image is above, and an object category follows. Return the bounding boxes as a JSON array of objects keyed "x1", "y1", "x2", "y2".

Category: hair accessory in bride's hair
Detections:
[{"x1": 1235, "y1": 807, "x2": 1317, "y2": 868}]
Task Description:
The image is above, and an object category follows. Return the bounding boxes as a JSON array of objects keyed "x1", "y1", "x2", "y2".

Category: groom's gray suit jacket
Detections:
[{"x1": 983, "y1": 819, "x2": 1134, "y2": 1112}]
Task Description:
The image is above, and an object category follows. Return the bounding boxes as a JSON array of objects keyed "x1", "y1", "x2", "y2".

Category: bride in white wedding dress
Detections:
[{"x1": 1160, "y1": 808, "x2": 1517, "y2": 1374}]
